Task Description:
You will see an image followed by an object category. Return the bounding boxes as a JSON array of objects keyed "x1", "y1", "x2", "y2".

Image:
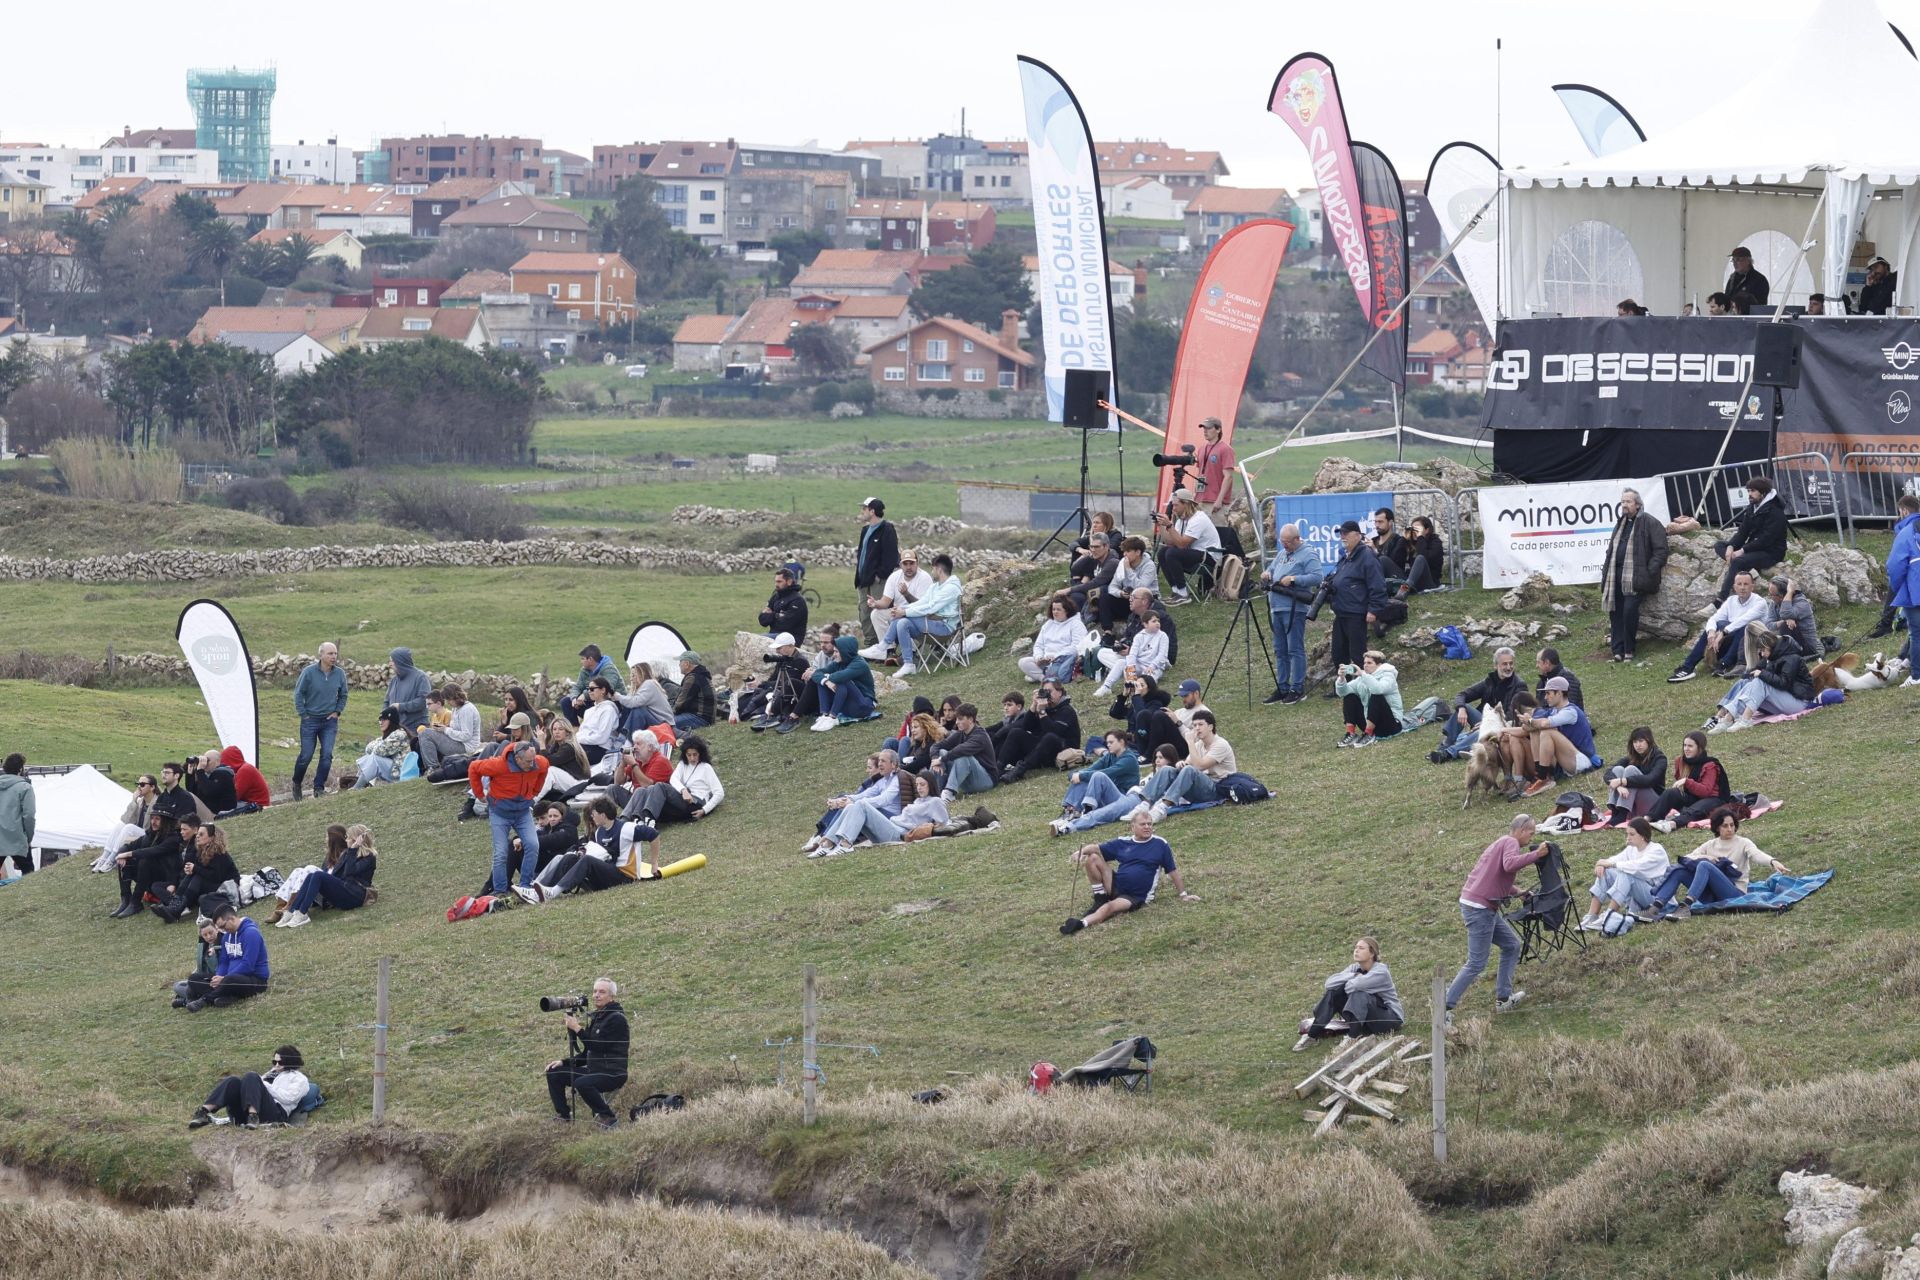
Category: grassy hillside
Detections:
[{"x1": 3, "y1": 556, "x2": 1917, "y2": 1277}]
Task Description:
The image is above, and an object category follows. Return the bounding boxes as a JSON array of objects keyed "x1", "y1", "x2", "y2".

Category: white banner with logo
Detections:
[
  {"x1": 176, "y1": 599, "x2": 259, "y2": 764},
  {"x1": 1478, "y1": 478, "x2": 1669, "y2": 588},
  {"x1": 1017, "y1": 55, "x2": 1117, "y2": 428}
]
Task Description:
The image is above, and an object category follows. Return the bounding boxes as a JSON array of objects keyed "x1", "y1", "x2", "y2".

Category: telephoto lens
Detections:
[{"x1": 539, "y1": 994, "x2": 587, "y2": 1013}]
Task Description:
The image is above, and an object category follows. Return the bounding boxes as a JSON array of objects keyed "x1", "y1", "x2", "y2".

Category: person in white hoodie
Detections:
[
  {"x1": 1579, "y1": 817, "x2": 1670, "y2": 929},
  {"x1": 188, "y1": 1044, "x2": 310, "y2": 1129},
  {"x1": 575, "y1": 678, "x2": 623, "y2": 765},
  {"x1": 1018, "y1": 594, "x2": 1090, "y2": 684}
]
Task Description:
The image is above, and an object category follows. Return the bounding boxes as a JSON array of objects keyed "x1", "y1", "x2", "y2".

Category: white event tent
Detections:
[{"x1": 1501, "y1": 0, "x2": 1920, "y2": 317}]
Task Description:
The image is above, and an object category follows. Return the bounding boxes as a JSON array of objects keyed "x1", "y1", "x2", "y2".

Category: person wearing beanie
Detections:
[{"x1": 189, "y1": 1045, "x2": 310, "y2": 1129}]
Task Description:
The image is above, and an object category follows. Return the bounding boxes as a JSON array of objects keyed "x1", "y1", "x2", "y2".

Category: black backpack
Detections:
[
  {"x1": 627, "y1": 1092, "x2": 686, "y2": 1120},
  {"x1": 1216, "y1": 772, "x2": 1270, "y2": 804}
]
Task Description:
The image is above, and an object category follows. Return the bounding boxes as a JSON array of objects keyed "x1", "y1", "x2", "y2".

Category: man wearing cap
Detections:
[
  {"x1": 1171, "y1": 679, "x2": 1210, "y2": 736},
  {"x1": 1260, "y1": 520, "x2": 1321, "y2": 705},
  {"x1": 1724, "y1": 246, "x2": 1770, "y2": 308},
  {"x1": 758, "y1": 565, "x2": 810, "y2": 640},
  {"x1": 865, "y1": 553, "x2": 932, "y2": 654},
  {"x1": 672, "y1": 652, "x2": 716, "y2": 733},
  {"x1": 1194, "y1": 417, "x2": 1237, "y2": 520},
  {"x1": 1325, "y1": 520, "x2": 1388, "y2": 679},
  {"x1": 749, "y1": 633, "x2": 812, "y2": 730},
  {"x1": 853, "y1": 497, "x2": 901, "y2": 648},
  {"x1": 1860, "y1": 256, "x2": 1896, "y2": 315},
  {"x1": 1517, "y1": 676, "x2": 1598, "y2": 799},
  {"x1": 564, "y1": 645, "x2": 625, "y2": 726},
  {"x1": 1150, "y1": 490, "x2": 1221, "y2": 606}
]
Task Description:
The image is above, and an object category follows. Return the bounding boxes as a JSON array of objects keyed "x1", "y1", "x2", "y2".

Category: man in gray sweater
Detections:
[
  {"x1": 291, "y1": 642, "x2": 348, "y2": 800},
  {"x1": 1764, "y1": 576, "x2": 1823, "y2": 659}
]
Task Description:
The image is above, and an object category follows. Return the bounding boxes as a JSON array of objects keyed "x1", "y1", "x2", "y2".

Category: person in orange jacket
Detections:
[{"x1": 468, "y1": 740, "x2": 549, "y2": 894}]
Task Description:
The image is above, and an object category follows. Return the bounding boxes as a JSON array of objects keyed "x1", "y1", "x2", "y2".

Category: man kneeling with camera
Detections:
[{"x1": 545, "y1": 977, "x2": 630, "y2": 1129}]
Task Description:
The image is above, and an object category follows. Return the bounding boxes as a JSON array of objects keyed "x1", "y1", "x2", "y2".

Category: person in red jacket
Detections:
[
  {"x1": 1443, "y1": 814, "x2": 1549, "y2": 1030},
  {"x1": 219, "y1": 746, "x2": 272, "y2": 815}
]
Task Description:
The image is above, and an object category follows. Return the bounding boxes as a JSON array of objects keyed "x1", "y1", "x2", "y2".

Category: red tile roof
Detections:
[
  {"x1": 216, "y1": 184, "x2": 295, "y2": 217},
  {"x1": 848, "y1": 198, "x2": 925, "y2": 219},
  {"x1": 358, "y1": 307, "x2": 480, "y2": 342},
  {"x1": 928, "y1": 200, "x2": 992, "y2": 222},
  {"x1": 510, "y1": 251, "x2": 628, "y2": 274},
  {"x1": 441, "y1": 196, "x2": 589, "y2": 232},
  {"x1": 822, "y1": 295, "x2": 911, "y2": 318},
  {"x1": 644, "y1": 140, "x2": 737, "y2": 179},
  {"x1": 418, "y1": 177, "x2": 518, "y2": 202},
  {"x1": 248, "y1": 227, "x2": 352, "y2": 246},
  {"x1": 439, "y1": 269, "x2": 511, "y2": 300},
  {"x1": 791, "y1": 267, "x2": 911, "y2": 290},
  {"x1": 189, "y1": 306, "x2": 368, "y2": 343},
  {"x1": 1183, "y1": 186, "x2": 1287, "y2": 215},
  {"x1": 72, "y1": 176, "x2": 151, "y2": 209},
  {"x1": 1094, "y1": 142, "x2": 1228, "y2": 176},
  {"x1": 863, "y1": 315, "x2": 1033, "y2": 365},
  {"x1": 673, "y1": 313, "x2": 737, "y2": 344}
]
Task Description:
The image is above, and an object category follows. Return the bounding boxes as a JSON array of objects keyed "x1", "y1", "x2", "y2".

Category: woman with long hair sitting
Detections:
[
  {"x1": 188, "y1": 1045, "x2": 309, "y2": 1130},
  {"x1": 1644, "y1": 806, "x2": 1791, "y2": 919},
  {"x1": 1292, "y1": 937, "x2": 1404, "y2": 1050},
  {"x1": 150, "y1": 821, "x2": 242, "y2": 923},
  {"x1": 616, "y1": 661, "x2": 674, "y2": 734},
  {"x1": 1643, "y1": 731, "x2": 1732, "y2": 833},
  {"x1": 112, "y1": 811, "x2": 183, "y2": 918},
  {"x1": 349, "y1": 706, "x2": 412, "y2": 789},
  {"x1": 1601, "y1": 727, "x2": 1668, "y2": 825},
  {"x1": 277, "y1": 824, "x2": 377, "y2": 929},
  {"x1": 1397, "y1": 516, "x2": 1446, "y2": 596},
  {"x1": 897, "y1": 710, "x2": 947, "y2": 776},
  {"x1": 269, "y1": 824, "x2": 348, "y2": 926},
  {"x1": 1577, "y1": 816, "x2": 1671, "y2": 929},
  {"x1": 632, "y1": 735, "x2": 724, "y2": 826}
]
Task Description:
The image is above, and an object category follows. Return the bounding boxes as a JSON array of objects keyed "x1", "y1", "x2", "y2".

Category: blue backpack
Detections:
[
  {"x1": 1435, "y1": 626, "x2": 1473, "y2": 660},
  {"x1": 1217, "y1": 772, "x2": 1270, "y2": 804}
]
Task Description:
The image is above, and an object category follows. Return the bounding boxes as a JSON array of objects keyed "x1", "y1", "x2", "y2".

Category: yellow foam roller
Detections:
[{"x1": 659, "y1": 853, "x2": 707, "y2": 879}]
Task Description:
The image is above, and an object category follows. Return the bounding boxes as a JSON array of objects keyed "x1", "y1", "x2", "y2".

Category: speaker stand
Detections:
[{"x1": 1028, "y1": 426, "x2": 1093, "y2": 563}]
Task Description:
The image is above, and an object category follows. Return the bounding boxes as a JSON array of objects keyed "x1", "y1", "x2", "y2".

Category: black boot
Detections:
[
  {"x1": 1866, "y1": 605, "x2": 1897, "y2": 639},
  {"x1": 458, "y1": 797, "x2": 477, "y2": 821},
  {"x1": 291, "y1": 779, "x2": 304, "y2": 801},
  {"x1": 111, "y1": 897, "x2": 140, "y2": 919},
  {"x1": 109, "y1": 893, "x2": 134, "y2": 918},
  {"x1": 152, "y1": 895, "x2": 187, "y2": 922}
]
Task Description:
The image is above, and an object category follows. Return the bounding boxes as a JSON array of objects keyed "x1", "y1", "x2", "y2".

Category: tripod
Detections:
[
  {"x1": 1202, "y1": 584, "x2": 1281, "y2": 709},
  {"x1": 1029, "y1": 425, "x2": 1095, "y2": 562}
]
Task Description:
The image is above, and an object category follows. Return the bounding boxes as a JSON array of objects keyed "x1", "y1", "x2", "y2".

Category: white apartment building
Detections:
[
  {"x1": 271, "y1": 140, "x2": 358, "y2": 185},
  {"x1": 0, "y1": 144, "x2": 221, "y2": 205}
]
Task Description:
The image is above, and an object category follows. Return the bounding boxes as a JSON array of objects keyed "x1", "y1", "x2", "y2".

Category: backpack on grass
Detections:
[
  {"x1": 1216, "y1": 772, "x2": 1270, "y2": 804},
  {"x1": 446, "y1": 894, "x2": 504, "y2": 922}
]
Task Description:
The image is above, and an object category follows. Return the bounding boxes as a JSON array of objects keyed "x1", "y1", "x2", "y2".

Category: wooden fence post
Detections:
[
  {"x1": 1430, "y1": 964, "x2": 1448, "y2": 1163},
  {"x1": 372, "y1": 956, "x2": 390, "y2": 1124},
  {"x1": 802, "y1": 964, "x2": 818, "y2": 1126}
]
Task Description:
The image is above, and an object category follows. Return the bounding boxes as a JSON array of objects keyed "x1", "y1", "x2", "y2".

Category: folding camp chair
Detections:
[
  {"x1": 1502, "y1": 841, "x2": 1586, "y2": 965},
  {"x1": 916, "y1": 624, "x2": 971, "y2": 676},
  {"x1": 1060, "y1": 1035, "x2": 1157, "y2": 1094}
]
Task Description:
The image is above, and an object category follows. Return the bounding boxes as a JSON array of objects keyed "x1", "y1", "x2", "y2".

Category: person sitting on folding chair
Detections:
[
  {"x1": 1293, "y1": 936, "x2": 1405, "y2": 1050},
  {"x1": 1060, "y1": 809, "x2": 1198, "y2": 935},
  {"x1": 1150, "y1": 490, "x2": 1220, "y2": 607},
  {"x1": 1577, "y1": 817, "x2": 1670, "y2": 931},
  {"x1": 862, "y1": 553, "x2": 962, "y2": 677}
]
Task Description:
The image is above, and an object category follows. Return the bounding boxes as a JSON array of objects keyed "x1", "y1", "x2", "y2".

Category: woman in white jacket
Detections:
[
  {"x1": 1019, "y1": 594, "x2": 1090, "y2": 684},
  {"x1": 188, "y1": 1044, "x2": 310, "y2": 1129},
  {"x1": 633, "y1": 735, "x2": 724, "y2": 827},
  {"x1": 576, "y1": 678, "x2": 622, "y2": 764},
  {"x1": 1579, "y1": 817, "x2": 1670, "y2": 929}
]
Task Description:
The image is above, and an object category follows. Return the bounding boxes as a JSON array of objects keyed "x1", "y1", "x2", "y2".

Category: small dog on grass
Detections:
[{"x1": 1462, "y1": 704, "x2": 1513, "y2": 810}]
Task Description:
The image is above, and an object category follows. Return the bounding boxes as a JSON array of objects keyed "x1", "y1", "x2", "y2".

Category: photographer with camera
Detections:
[
  {"x1": 1320, "y1": 521, "x2": 1388, "y2": 683},
  {"x1": 1259, "y1": 521, "x2": 1322, "y2": 705},
  {"x1": 1150, "y1": 489, "x2": 1221, "y2": 607},
  {"x1": 545, "y1": 978, "x2": 629, "y2": 1129}
]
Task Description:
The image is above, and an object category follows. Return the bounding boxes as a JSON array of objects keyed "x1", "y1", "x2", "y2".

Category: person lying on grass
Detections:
[
  {"x1": 1577, "y1": 817, "x2": 1670, "y2": 930},
  {"x1": 1293, "y1": 937, "x2": 1405, "y2": 1050},
  {"x1": 1642, "y1": 805, "x2": 1791, "y2": 919},
  {"x1": 1061, "y1": 809, "x2": 1197, "y2": 935},
  {"x1": 189, "y1": 1044, "x2": 309, "y2": 1130}
]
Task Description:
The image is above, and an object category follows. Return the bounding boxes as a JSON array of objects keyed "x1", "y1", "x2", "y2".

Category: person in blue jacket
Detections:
[
  {"x1": 1324, "y1": 521, "x2": 1388, "y2": 678},
  {"x1": 808, "y1": 634, "x2": 877, "y2": 731},
  {"x1": 181, "y1": 898, "x2": 268, "y2": 1011},
  {"x1": 1889, "y1": 493, "x2": 1920, "y2": 670},
  {"x1": 1260, "y1": 521, "x2": 1324, "y2": 705}
]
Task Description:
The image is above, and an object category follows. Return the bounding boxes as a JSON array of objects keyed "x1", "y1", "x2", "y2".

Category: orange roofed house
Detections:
[
  {"x1": 864, "y1": 312, "x2": 1033, "y2": 392},
  {"x1": 508, "y1": 252, "x2": 636, "y2": 329}
]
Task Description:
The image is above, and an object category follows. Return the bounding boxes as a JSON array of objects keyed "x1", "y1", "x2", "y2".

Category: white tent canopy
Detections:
[
  {"x1": 28, "y1": 766, "x2": 132, "y2": 855},
  {"x1": 1500, "y1": 0, "x2": 1920, "y2": 316}
]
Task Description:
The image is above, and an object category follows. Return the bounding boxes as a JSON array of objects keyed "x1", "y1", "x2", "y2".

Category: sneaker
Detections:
[
  {"x1": 1903, "y1": 676, "x2": 1920, "y2": 689},
  {"x1": 822, "y1": 842, "x2": 849, "y2": 857},
  {"x1": 1166, "y1": 592, "x2": 1192, "y2": 607},
  {"x1": 594, "y1": 1114, "x2": 618, "y2": 1131},
  {"x1": 1725, "y1": 717, "x2": 1751, "y2": 732},
  {"x1": 171, "y1": 996, "x2": 188, "y2": 1009},
  {"x1": 183, "y1": 999, "x2": 207, "y2": 1012},
  {"x1": 278, "y1": 910, "x2": 311, "y2": 929},
  {"x1": 1667, "y1": 668, "x2": 1696, "y2": 683},
  {"x1": 1632, "y1": 907, "x2": 1661, "y2": 923},
  {"x1": 1443, "y1": 1010, "x2": 1456, "y2": 1035},
  {"x1": 895, "y1": 663, "x2": 918, "y2": 677},
  {"x1": 940, "y1": 790, "x2": 958, "y2": 807},
  {"x1": 801, "y1": 835, "x2": 823, "y2": 854},
  {"x1": 457, "y1": 798, "x2": 477, "y2": 822},
  {"x1": 1263, "y1": 687, "x2": 1287, "y2": 705},
  {"x1": 1337, "y1": 731, "x2": 1358, "y2": 748},
  {"x1": 1059, "y1": 917, "x2": 1086, "y2": 936},
  {"x1": 1291, "y1": 1033, "x2": 1314, "y2": 1052},
  {"x1": 856, "y1": 643, "x2": 887, "y2": 660},
  {"x1": 1669, "y1": 904, "x2": 1693, "y2": 920},
  {"x1": 1048, "y1": 818, "x2": 1071, "y2": 837},
  {"x1": 1147, "y1": 801, "x2": 1169, "y2": 823},
  {"x1": 1521, "y1": 777, "x2": 1555, "y2": 799},
  {"x1": 1428, "y1": 749, "x2": 1450, "y2": 764},
  {"x1": 774, "y1": 717, "x2": 802, "y2": 735},
  {"x1": 1705, "y1": 718, "x2": 1727, "y2": 734},
  {"x1": 291, "y1": 782, "x2": 304, "y2": 801},
  {"x1": 1092, "y1": 683, "x2": 1115, "y2": 698},
  {"x1": 810, "y1": 715, "x2": 837, "y2": 732},
  {"x1": 1652, "y1": 818, "x2": 1677, "y2": 833},
  {"x1": 1495, "y1": 990, "x2": 1527, "y2": 1013},
  {"x1": 187, "y1": 1108, "x2": 214, "y2": 1130},
  {"x1": 806, "y1": 845, "x2": 832, "y2": 859},
  {"x1": 1352, "y1": 733, "x2": 1375, "y2": 748},
  {"x1": 750, "y1": 715, "x2": 779, "y2": 732},
  {"x1": 1578, "y1": 911, "x2": 1600, "y2": 930},
  {"x1": 512, "y1": 885, "x2": 542, "y2": 906},
  {"x1": 1283, "y1": 690, "x2": 1306, "y2": 704}
]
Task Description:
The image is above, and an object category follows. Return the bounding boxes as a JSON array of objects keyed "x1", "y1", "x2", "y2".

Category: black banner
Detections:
[
  {"x1": 1483, "y1": 316, "x2": 1920, "y2": 516},
  {"x1": 1351, "y1": 142, "x2": 1408, "y2": 391}
]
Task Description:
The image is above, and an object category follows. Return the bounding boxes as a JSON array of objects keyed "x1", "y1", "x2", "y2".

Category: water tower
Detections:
[{"x1": 186, "y1": 66, "x2": 277, "y2": 182}]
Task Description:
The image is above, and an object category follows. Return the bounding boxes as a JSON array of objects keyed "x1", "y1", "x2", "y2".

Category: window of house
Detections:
[
  {"x1": 699, "y1": 188, "x2": 715, "y2": 200},
  {"x1": 998, "y1": 370, "x2": 1016, "y2": 388},
  {"x1": 568, "y1": 283, "x2": 582, "y2": 299},
  {"x1": 416, "y1": 288, "x2": 429, "y2": 304},
  {"x1": 536, "y1": 229, "x2": 545, "y2": 242},
  {"x1": 973, "y1": 176, "x2": 984, "y2": 187},
  {"x1": 570, "y1": 309, "x2": 581, "y2": 320},
  {"x1": 894, "y1": 337, "x2": 908, "y2": 351},
  {"x1": 403, "y1": 318, "x2": 431, "y2": 331},
  {"x1": 824, "y1": 197, "x2": 837, "y2": 211},
  {"x1": 699, "y1": 212, "x2": 715, "y2": 225},
  {"x1": 965, "y1": 367, "x2": 986, "y2": 383},
  {"x1": 962, "y1": 339, "x2": 974, "y2": 353},
  {"x1": 665, "y1": 208, "x2": 686, "y2": 226},
  {"x1": 925, "y1": 339, "x2": 948, "y2": 360},
  {"x1": 548, "y1": 284, "x2": 561, "y2": 298},
  {"x1": 884, "y1": 367, "x2": 906, "y2": 381},
  {"x1": 383, "y1": 288, "x2": 399, "y2": 304},
  {"x1": 885, "y1": 219, "x2": 896, "y2": 230},
  {"x1": 918, "y1": 363, "x2": 951, "y2": 382}
]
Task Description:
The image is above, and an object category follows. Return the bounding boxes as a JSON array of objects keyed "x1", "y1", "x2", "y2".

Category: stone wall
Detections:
[
  {"x1": 876, "y1": 389, "x2": 1047, "y2": 419},
  {"x1": 103, "y1": 651, "x2": 537, "y2": 704},
  {"x1": 0, "y1": 537, "x2": 1023, "y2": 586},
  {"x1": 669, "y1": 505, "x2": 987, "y2": 537}
]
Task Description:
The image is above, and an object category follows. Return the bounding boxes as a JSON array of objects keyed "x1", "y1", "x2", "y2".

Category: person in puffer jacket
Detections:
[{"x1": 1334, "y1": 651, "x2": 1404, "y2": 747}]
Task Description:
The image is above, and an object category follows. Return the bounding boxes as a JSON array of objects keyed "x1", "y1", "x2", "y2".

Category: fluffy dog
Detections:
[
  {"x1": 1462, "y1": 704, "x2": 1513, "y2": 810},
  {"x1": 1828, "y1": 651, "x2": 1910, "y2": 691}
]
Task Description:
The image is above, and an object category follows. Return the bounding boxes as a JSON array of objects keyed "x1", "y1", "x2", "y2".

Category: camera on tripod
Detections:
[{"x1": 540, "y1": 994, "x2": 589, "y2": 1013}]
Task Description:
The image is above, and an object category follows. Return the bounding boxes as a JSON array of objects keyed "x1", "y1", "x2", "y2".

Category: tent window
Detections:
[
  {"x1": 1733, "y1": 228, "x2": 1815, "y2": 306},
  {"x1": 1541, "y1": 219, "x2": 1645, "y2": 317}
]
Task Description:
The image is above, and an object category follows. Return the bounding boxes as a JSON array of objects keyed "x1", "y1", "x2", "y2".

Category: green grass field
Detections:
[{"x1": 3, "y1": 543, "x2": 1918, "y2": 1277}]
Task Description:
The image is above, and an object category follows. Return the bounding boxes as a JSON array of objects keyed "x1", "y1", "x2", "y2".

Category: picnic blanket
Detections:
[
  {"x1": 1578, "y1": 797, "x2": 1786, "y2": 833},
  {"x1": 1691, "y1": 870, "x2": 1833, "y2": 914}
]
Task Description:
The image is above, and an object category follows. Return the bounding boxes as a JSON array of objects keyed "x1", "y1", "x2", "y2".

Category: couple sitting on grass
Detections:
[
  {"x1": 1046, "y1": 711, "x2": 1235, "y2": 835},
  {"x1": 1579, "y1": 807, "x2": 1790, "y2": 927},
  {"x1": 800, "y1": 749, "x2": 954, "y2": 858}
]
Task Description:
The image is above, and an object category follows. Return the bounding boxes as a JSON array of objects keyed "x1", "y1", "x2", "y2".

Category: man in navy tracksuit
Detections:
[
  {"x1": 182, "y1": 899, "x2": 268, "y2": 1010},
  {"x1": 1325, "y1": 520, "x2": 1389, "y2": 678}
]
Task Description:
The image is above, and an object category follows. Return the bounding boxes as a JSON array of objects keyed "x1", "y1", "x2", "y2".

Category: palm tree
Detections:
[
  {"x1": 191, "y1": 219, "x2": 242, "y2": 305},
  {"x1": 234, "y1": 240, "x2": 276, "y2": 284},
  {"x1": 276, "y1": 233, "x2": 317, "y2": 286}
]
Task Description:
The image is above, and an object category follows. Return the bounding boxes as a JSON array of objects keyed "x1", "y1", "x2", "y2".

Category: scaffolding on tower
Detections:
[{"x1": 186, "y1": 66, "x2": 278, "y2": 183}]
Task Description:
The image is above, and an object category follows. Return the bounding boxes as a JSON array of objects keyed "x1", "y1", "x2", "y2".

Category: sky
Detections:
[{"x1": 6, "y1": 0, "x2": 1910, "y2": 190}]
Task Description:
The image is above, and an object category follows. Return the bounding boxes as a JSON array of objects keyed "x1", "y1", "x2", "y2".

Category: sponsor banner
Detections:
[
  {"x1": 1264, "y1": 491, "x2": 1397, "y2": 571},
  {"x1": 1426, "y1": 142, "x2": 1501, "y2": 330},
  {"x1": 1478, "y1": 478, "x2": 1669, "y2": 588},
  {"x1": 1018, "y1": 56, "x2": 1118, "y2": 429},
  {"x1": 1159, "y1": 219, "x2": 1293, "y2": 509},
  {"x1": 1350, "y1": 141, "x2": 1408, "y2": 389},
  {"x1": 176, "y1": 599, "x2": 259, "y2": 765},
  {"x1": 1270, "y1": 54, "x2": 1372, "y2": 324},
  {"x1": 1483, "y1": 317, "x2": 1772, "y2": 432}
]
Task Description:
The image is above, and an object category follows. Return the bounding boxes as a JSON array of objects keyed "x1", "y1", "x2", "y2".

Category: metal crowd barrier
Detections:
[
  {"x1": 1650, "y1": 451, "x2": 1852, "y2": 548},
  {"x1": 1450, "y1": 488, "x2": 1482, "y2": 590},
  {"x1": 1837, "y1": 449, "x2": 1920, "y2": 529},
  {"x1": 1251, "y1": 484, "x2": 1460, "y2": 585}
]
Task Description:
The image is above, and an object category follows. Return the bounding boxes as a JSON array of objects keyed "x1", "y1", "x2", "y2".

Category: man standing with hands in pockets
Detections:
[{"x1": 291, "y1": 642, "x2": 347, "y2": 800}]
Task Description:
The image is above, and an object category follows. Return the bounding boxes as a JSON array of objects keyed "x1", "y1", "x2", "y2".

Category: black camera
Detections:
[
  {"x1": 539, "y1": 994, "x2": 588, "y2": 1013},
  {"x1": 1303, "y1": 576, "x2": 1337, "y2": 622},
  {"x1": 1150, "y1": 444, "x2": 1196, "y2": 469}
]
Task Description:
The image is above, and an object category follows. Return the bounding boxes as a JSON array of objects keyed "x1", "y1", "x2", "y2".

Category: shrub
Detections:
[
  {"x1": 810, "y1": 382, "x2": 844, "y2": 412},
  {"x1": 840, "y1": 379, "x2": 875, "y2": 408},
  {"x1": 222, "y1": 274, "x2": 268, "y2": 308},
  {"x1": 224, "y1": 476, "x2": 306, "y2": 525},
  {"x1": 46, "y1": 439, "x2": 183, "y2": 503},
  {"x1": 300, "y1": 481, "x2": 362, "y2": 524},
  {"x1": 380, "y1": 477, "x2": 531, "y2": 542}
]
